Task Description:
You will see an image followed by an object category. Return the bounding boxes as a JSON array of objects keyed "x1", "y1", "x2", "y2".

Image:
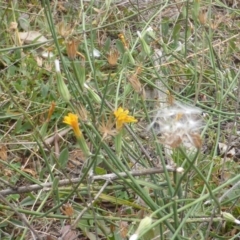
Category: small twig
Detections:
[
  {"x1": 0, "y1": 166, "x2": 178, "y2": 196},
  {"x1": 0, "y1": 193, "x2": 41, "y2": 239}
]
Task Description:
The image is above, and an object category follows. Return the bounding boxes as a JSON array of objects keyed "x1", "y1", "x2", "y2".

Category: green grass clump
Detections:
[{"x1": 1, "y1": 0, "x2": 240, "y2": 239}]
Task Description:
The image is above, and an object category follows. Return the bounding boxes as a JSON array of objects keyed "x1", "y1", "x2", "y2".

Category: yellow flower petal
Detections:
[
  {"x1": 114, "y1": 107, "x2": 137, "y2": 130},
  {"x1": 63, "y1": 113, "x2": 82, "y2": 137}
]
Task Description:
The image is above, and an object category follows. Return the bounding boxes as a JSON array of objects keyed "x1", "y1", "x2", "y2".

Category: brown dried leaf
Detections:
[
  {"x1": 127, "y1": 66, "x2": 146, "y2": 99},
  {"x1": 0, "y1": 145, "x2": 8, "y2": 161},
  {"x1": 60, "y1": 225, "x2": 77, "y2": 240},
  {"x1": 119, "y1": 221, "x2": 129, "y2": 238},
  {"x1": 46, "y1": 235, "x2": 56, "y2": 240},
  {"x1": 4, "y1": 169, "x2": 12, "y2": 177},
  {"x1": 107, "y1": 49, "x2": 119, "y2": 66},
  {"x1": 128, "y1": 74, "x2": 142, "y2": 93},
  {"x1": 18, "y1": 31, "x2": 47, "y2": 44},
  {"x1": 21, "y1": 168, "x2": 37, "y2": 177},
  {"x1": 190, "y1": 133, "x2": 202, "y2": 149},
  {"x1": 210, "y1": 14, "x2": 226, "y2": 30},
  {"x1": 198, "y1": 9, "x2": 208, "y2": 25},
  {"x1": 66, "y1": 39, "x2": 79, "y2": 60},
  {"x1": 57, "y1": 3, "x2": 67, "y2": 13},
  {"x1": 162, "y1": 134, "x2": 182, "y2": 148},
  {"x1": 167, "y1": 90, "x2": 174, "y2": 106},
  {"x1": 135, "y1": 66, "x2": 142, "y2": 75},
  {"x1": 61, "y1": 203, "x2": 74, "y2": 217},
  {"x1": 69, "y1": 149, "x2": 85, "y2": 167}
]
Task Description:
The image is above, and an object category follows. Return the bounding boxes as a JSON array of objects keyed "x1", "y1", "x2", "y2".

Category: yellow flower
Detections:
[
  {"x1": 114, "y1": 107, "x2": 137, "y2": 130},
  {"x1": 63, "y1": 113, "x2": 82, "y2": 137}
]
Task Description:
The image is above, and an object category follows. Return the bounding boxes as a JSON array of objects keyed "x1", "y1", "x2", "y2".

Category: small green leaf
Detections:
[
  {"x1": 172, "y1": 24, "x2": 181, "y2": 42},
  {"x1": 192, "y1": 0, "x2": 200, "y2": 22},
  {"x1": 41, "y1": 83, "x2": 49, "y2": 98},
  {"x1": 95, "y1": 166, "x2": 107, "y2": 175},
  {"x1": 20, "y1": 196, "x2": 35, "y2": 207},
  {"x1": 18, "y1": 14, "x2": 30, "y2": 31},
  {"x1": 116, "y1": 39, "x2": 125, "y2": 54},
  {"x1": 40, "y1": 122, "x2": 48, "y2": 137},
  {"x1": 14, "y1": 117, "x2": 23, "y2": 133},
  {"x1": 103, "y1": 37, "x2": 111, "y2": 52},
  {"x1": 6, "y1": 194, "x2": 20, "y2": 202},
  {"x1": 59, "y1": 147, "x2": 69, "y2": 169}
]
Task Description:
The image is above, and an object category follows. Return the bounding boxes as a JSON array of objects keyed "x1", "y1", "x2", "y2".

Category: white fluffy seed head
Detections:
[{"x1": 148, "y1": 102, "x2": 203, "y2": 148}]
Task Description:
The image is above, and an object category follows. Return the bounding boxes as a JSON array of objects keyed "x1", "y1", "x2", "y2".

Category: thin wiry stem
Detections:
[{"x1": 0, "y1": 166, "x2": 178, "y2": 196}]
